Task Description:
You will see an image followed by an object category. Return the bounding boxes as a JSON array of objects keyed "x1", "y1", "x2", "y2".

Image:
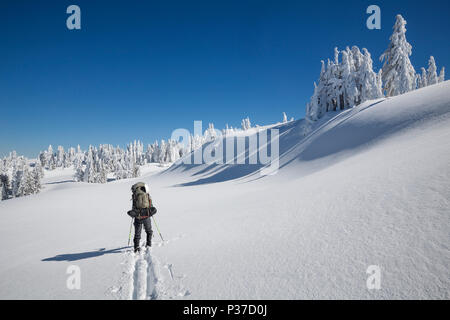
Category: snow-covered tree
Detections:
[
  {"x1": 306, "y1": 81, "x2": 322, "y2": 120},
  {"x1": 438, "y1": 67, "x2": 445, "y2": 82},
  {"x1": 0, "y1": 174, "x2": 10, "y2": 200},
  {"x1": 358, "y1": 48, "x2": 383, "y2": 101},
  {"x1": 82, "y1": 147, "x2": 96, "y2": 183},
  {"x1": 24, "y1": 165, "x2": 41, "y2": 195},
  {"x1": 96, "y1": 159, "x2": 108, "y2": 183},
  {"x1": 150, "y1": 141, "x2": 161, "y2": 163},
  {"x1": 417, "y1": 67, "x2": 428, "y2": 89},
  {"x1": 12, "y1": 165, "x2": 27, "y2": 198},
  {"x1": 241, "y1": 117, "x2": 251, "y2": 130},
  {"x1": 438, "y1": 67, "x2": 445, "y2": 83},
  {"x1": 341, "y1": 49, "x2": 359, "y2": 108},
  {"x1": 204, "y1": 123, "x2": 218, "y2": 141},
  {"x1": 56, "y1": 146, "x2": 65, "y2": 168},
  {"x1": 380, "y1": 15, "x2": 416, "y2": 96},
  {"x1": 189, "y1": 134, "x2": 205, "y2": 153},
  {"x1": 223, "y1": 124, "x2": 235, "y2": 136},
  {"x1": 73, "y1": 149, "x2": 85, "y2": 182},
  {"x1": 35, "y1": 161, "x2": 44, "y2": 180},
  {"x1": 67, "y1": 147, "x2": 76, "y2": 166},
  {"x1": 426, "y1": 56, "x2": 438, "y2": 86},
  {"x1": 132, "y1": 162, "x2": 140, "y2": 178},
  {"x1": 158, "y1": 140, "x2": 167, "y2": 163}
]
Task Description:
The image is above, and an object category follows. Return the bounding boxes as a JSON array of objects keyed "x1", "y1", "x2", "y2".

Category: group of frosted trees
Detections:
[
  {"x1": 35, "y1": 112, "x2": 292, "y2": 184},
  {"x1": 41, "y1": 140, "x2": 187, "y2": 184},
  {"x1": 307, "y1": 15, "x2": 445, "y2": 121},
  {"x1": 306, "y1": 46, "x2": 383, "y2": 120},
  {"x1": 40, "y1": 136, "x2": 210, "y2": 184},
  {"x1": 38, "y1": 145, "x2": 80, "y2": 170},
  {"x1": 0, "y1": 152, "x2": 43, "y2": 201},
  {"x1": 416, "y1": 56, "x2": 445, "y2": 89},
  {"x1": 2, "y1": 112, "x2": 292, "y2": 196}
]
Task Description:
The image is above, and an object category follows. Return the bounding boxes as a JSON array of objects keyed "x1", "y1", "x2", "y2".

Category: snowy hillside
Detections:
[{"x1": 0, "y1": 81, "x2": 449, "y2": 299}]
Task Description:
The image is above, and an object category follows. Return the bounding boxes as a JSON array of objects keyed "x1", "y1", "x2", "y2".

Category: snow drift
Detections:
[{"x1": 0, "y1": 81, "x2": 449, "y2": 299}]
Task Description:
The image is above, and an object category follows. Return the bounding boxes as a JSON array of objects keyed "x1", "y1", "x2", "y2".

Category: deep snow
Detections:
[{"x1": 0, "y1": 81, "x2": 449, "y2": 299}]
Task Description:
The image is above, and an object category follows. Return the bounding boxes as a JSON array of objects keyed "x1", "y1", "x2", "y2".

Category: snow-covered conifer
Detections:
[
  {"x1": 30, "y1": 165, "x2": 42, "y2": 194},
  {"x1": 380, "y1": 15, "x2": 416, "y2": 96},
  {"x1": 56, "y1": 146, "x2": 65, "y2": 168},
  {"x1": 426, "y1": 56, "x2": 438, "y2": 86},
  {"x1": 438, "y1": 67, "x2": 445, "y2": 83},
  {"x1": 341, "y1": 49, "x2": 359, "y2": 107},
  {"x1": 96, "y1": 159, "x2": 108, "y2": 184},
  {"x1": 241, "y1": 117, "x2": 251, "y2": 131},
  {"x1": 205, "y1": 123, "x2": 218, "y2": 141},
  {"x1": 0, "y1": 174, "x2": 10, "y2": 200},
  {"x1": 417, "y1": 67, "x2": 428, "y2": 88},
  {"x1": 159, "y1": 140, "x2": 167, "y2": 163},
  {"x1": 358, "y1": 48, "x2": 383, "y2": 101},
  {"x1": 82, "y1": 147, "x2": 96, "y2": 183},
  {"x1": 12, "y1": 166, "x2": 27, "y2": 197}
]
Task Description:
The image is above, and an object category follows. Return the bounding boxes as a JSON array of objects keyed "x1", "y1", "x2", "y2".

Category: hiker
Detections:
[{"x1": 127, "y1": 182, "x2": 157, "y2": 253}]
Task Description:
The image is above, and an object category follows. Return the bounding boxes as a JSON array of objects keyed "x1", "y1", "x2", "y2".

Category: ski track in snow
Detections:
[
  {"x1": 130, "y1": 248, "x2": 157, "y2": 300},
  {"x1": 113, "y1": 238, "x2": 189, "y2": 300}
]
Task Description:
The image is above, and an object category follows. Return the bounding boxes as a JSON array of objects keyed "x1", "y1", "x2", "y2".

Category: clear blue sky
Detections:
[{"x1": 1, "y1": 0, "x2": 449, "y2": 158}]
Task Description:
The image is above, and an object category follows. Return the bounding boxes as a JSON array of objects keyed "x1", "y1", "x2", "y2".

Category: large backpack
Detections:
[{"x1": 131, "y1": 182, "x2": 151, "y2": 210}]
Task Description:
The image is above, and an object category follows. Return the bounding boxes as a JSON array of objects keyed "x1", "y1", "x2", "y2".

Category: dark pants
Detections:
[{"x1": 134, "y1": 217, "x2": 153, "y2": 249}]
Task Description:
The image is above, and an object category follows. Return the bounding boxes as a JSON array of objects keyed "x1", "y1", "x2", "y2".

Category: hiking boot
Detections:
[{"x1": 134, "y1": 247, "x2": 141, "y2": 253}]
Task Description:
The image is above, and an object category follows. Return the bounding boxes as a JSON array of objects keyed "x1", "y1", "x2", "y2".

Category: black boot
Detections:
[
  {"x1": 146, "y1": 232, "x2": 152, "y2": 248},
  {"x1": 134, "y1": 246, "x2": 141, "y2": 253},
  {"x1": 133, "y1": 237, "x2": 141, "y2": 253}
]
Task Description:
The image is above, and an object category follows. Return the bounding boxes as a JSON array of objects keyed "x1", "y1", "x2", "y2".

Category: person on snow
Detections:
[{"x1": 127, "y1": 182, "x2": 157, "y2": 253}]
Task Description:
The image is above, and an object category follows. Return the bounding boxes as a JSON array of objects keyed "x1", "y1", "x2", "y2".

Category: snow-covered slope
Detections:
[{"x1": 0, "y1": 81, "x2": 449, "y2": 299}]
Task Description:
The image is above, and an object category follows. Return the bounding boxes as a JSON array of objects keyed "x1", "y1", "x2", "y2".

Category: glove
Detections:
[
  {"x1": 127, "y1": 210, "x2": 137, "y2": 218},
  {"x1": 149, "y1": 207, "x2": 157, "y2": 216}
]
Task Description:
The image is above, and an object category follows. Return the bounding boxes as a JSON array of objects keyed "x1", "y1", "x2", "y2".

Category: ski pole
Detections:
[
  {"x1": 152, "y1": 216, "x2": 164, "y2": 242},
  {"x1": 127, "y1": 218, "x2": 134, "y2": 247}
]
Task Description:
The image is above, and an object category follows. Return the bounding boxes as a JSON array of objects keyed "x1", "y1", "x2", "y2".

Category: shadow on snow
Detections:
[{"x1": 42, "y1": 246, "x2": 129, "y2": 262}]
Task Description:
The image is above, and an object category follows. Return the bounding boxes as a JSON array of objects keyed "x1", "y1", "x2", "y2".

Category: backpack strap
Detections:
[{"x1": 145, "y1": 194, "x2": 151, "y2": 218}]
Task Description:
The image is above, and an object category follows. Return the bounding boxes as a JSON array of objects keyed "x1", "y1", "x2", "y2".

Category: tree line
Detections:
[{"x1": 0, "y1": 113, "x2": 291, "y2": 199}]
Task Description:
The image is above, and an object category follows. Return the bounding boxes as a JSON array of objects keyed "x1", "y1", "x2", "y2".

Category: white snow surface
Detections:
[{"x1": 0, "y1": 81, "x2": 449, "y2": 299}]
